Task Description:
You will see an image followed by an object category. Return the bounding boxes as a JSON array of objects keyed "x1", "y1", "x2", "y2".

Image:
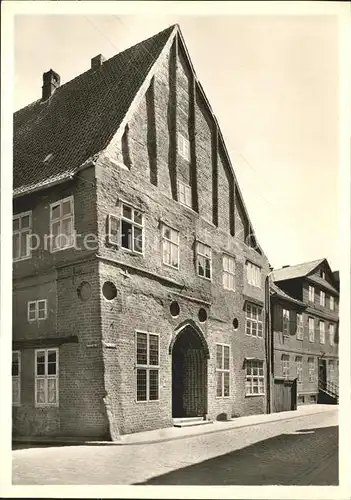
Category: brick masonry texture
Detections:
[{"x1": 13, "y1": 31, "x2": 270, "y2": 438}]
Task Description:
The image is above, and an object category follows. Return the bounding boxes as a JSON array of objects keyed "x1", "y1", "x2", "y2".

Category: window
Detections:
[
  {"x1": 328, "y1": 360, "x2": 336, "y2": 383},
  {"x1": 246, "y1": 360, "x2": 264, "y2": 395},
  {"x1": 296, "y1": 356, "x2": 303, "y2": 383},
  {"x1": 308, "y1": 285, "x2": 315, "y2": 303},
  {"x1": 178, "y1": 180, "x2": 192, "y2": 208},
  {"x1": 177, "y1": 133, "x2": 190, "y2": 161},
  {"x1": 246, "y1": 261, "x2": 261, "y2": 287},
  {"x1": 27, "y1": 300, "x2": 47, "y2": 322},
  {"x1": 136, "y1": 332, "x2": 159, "y2": 402},
  {"x1": 162, "y1": 225, "x2": 179, "y2": 269},
  {"x1": 107, "y1": 214, "x2": 119, "y2": 245},
  {"x1": 223, "y1": 254, "x2": 235, "y2": 290},
  {"x1": 296, "y1": 313, "x2": 304, "y2": 340},
  {"x1": 35, "y1": 349, "x2": 59, "y2": 406},
  {"x1": 320, "y1": 290, "x2": 325, "y2": 307},
  {"x1": 330, "y1": 296, "x2": 334, "y2": 311},
  {"x1": 282, "y1": 355, "x2": 290, "y2": 379},
  {"x1": 50, "y1": 196, "x2": 74, "y2": 252},
  {"x1": 120, "y1": 203, "x2": 143, "y2": 254},
  {"x1": 319, "y1": 321, "x2": 325, "y2": 344},
  {"x1": 320, "y1": 269, "x2": 325, "y2": 279},
  {"x1": 196, "y1": 242, "x2": 212, "y2": 280},
  {"x1": 308, "y1": 357, "x2": 315, "y2": 382},
  {"x1": 216, "y1": 344, "x2": 230, "y2": 397},
  {"x1": 282, "y1": 309, "x2": 290, "y2": 336},
  {"x1": 329, "y1": 324, "x2": 335, "y2": 346},
  {"x1": 12, "y1": 351, "x2": 21, "y2": 406},
  {"x1": 245, "y1": 303, "x2": 263, "y2": 338},
  {"x1": 13, "y1": 211, "x2": 32, "y2": 261},
  {"x1": 308, "y1": 317, "x2": 315, "y2": 342}
]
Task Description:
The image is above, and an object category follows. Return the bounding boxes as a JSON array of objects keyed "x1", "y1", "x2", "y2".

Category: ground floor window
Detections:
[
  {"x1": 12, "y1": 351, "x2": 21, "y2": 405},
  {"x1": 282, "y1": 354, "x2": 290, "y2": 379},
  {"x1": 308, "y1": 357, "x2": 316, "y2": 383},
  {"x1": 246, "y1": 359, "x2": 264, "y2": 395},
  {"x1": 35, "y1": 348, "x2": 59, "y2": 406},
  {"x1": 136, "y1": 332, "x2": 159, "y2": 402},
  {"x1": 216, "y1": 344, "x2": 230, "y2": 397},
  {"x1": 296, "y1": 356, "x2": 303, "y2": 383}
]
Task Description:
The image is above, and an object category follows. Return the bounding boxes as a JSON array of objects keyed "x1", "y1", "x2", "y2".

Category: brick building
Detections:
[
  {"x1": 13, "y1": 25, "x2": 271, "y2": 440},
  {"x1": 271, "y1": 259, "x2": 339, "y2": 406}
]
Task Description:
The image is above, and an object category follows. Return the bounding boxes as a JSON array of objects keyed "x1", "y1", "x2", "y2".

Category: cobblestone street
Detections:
[{"x1": 12, "y1": 406, "x2": 338, "y2": 485}]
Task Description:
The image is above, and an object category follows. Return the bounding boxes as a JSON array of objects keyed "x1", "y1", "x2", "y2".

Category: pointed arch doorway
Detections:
[{"x1": 170, "y1": 322, "x2": 209, "y2": 418}]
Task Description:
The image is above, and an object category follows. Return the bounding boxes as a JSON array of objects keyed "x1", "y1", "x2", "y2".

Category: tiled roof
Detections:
[
  {"x1": 269, "y1": 281, "x2": 306, "y2": 307},
  {"x1": 13, "y1": 25, "x2": 175, "y2": 196},
  {"x1": 272, "y1": 258, "x2": 325, "y2": 282}
]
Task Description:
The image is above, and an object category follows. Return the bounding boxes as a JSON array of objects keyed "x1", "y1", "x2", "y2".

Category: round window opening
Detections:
[
  {"x1": 198, "y1": 308, "x2": 208, "y2": 323},
  {"x1": 78, "y1": 281, "x2": 91, "y2": 301},
  {"x1": 170, "y1": 301, "x2": 180, "y2": 317},
  {"x1": 233, "y1": 317, "x2": 239, "y2": 330},
  {"x1": 102, "y1": 281, "x2": 117, "y2": 301}
]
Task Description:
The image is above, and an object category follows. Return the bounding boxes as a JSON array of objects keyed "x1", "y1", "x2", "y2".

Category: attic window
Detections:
[{"x1": 43, "y1": 153, "x2": 54, "y2": 163}]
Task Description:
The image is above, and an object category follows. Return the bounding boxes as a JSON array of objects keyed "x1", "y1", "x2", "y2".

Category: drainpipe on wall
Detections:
[{"x1": 265, "y1": 270, "x2": 274, "y2": 414}]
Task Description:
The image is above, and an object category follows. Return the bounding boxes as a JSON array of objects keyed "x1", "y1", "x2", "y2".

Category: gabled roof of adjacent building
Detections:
[
  {"x1": 272, "y1": 258, "x2": 325, "y2": 282},
  {"x1": 270, "y1": 281, "x2": 306, "y2": 307},
  {"x1": 13, "y1": 25, "x2": 175, "y2": 197}
]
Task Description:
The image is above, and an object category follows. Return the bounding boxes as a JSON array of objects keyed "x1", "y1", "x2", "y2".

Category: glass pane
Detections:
[
  {"x1": 20, "y1": 232, "x2": 28, "y2": 257},
  {"x1": 149, "y1": 335, "x2": 159, "y2": 366},
  {"x1": 136, "y1": 369, "x2": 147, "y2": 401},
  {"x1": 133, "y1": 226, "x2": 143, "y2": 253},
  {"x1": 246, "y1": 380, "x2": 252, "y2": 394},
  {"x1": 163, "y1": 227, "x2": 171, "y2": 240},
  {"x1": 136, "y1": 333, "x2": 147, "y2": 365},
  {"x1": 163, "y1": 241, "x2": 171, "y2": 265},
  {"x1": 216, "y1": 372, "x2": 222, "y2": 397},
  {"x1": 171, "y1": 229, "x2": 178, "y2": 243},
  {"x1": 36, "y1": 378, "x2": 46, "y2": 403},
  {"x1": 149, "y1": 370, "x2": 159, "y2": 400},
  {"x1": 171, "y1": 244, "x2": 178, "y2": 267},
  {"x1": 13, "y1": 233, "x2": 20, "y2": 259},
  {"x1": 12, "y1": 355, "x2": 19, "y2": 376},
  {"x1": 21, "y1": 215, "x2": 30, "y2": 229},
  {"x1": 48, "y1": 379, "x2": 57, "y2": 403},
  {"x1": 13, "y1": 218, "x2": 20, "y2": 231},
  {"x1": 122, "y1": 204, "x2": 132, "y2": 220},
  {"x1": 198, "y1": 259, "x2": 204, "y2": 277},
  {"x1": 223, "y1": 372, "x2": 230, "y2": 397},
  {"x1": 133, "y1": 210, "x2": 143, "y2": 225},
  {"x1": 223, "y1": 346, "x2": 230, "y2": 370},
  {"x1": 62, "y1": 200, "x2": 72, "y2": 216},
  {"x1": 121, "y1": 220, "x2": 132, "y2": 249},
  {"x1": 51, "y1": 204, "x2": 60, "y2": 220},
  {"x1": 12, "y1": 379, "x2": 19, "y2": 403},
  {"x1": 216, "y1": 345, "x2": 222, "y2": 369},
  {"x1": 205, "y1": 258, "x2": 211, "y2": 279},
  {"x1": 62, "y1": 218, "x2": 72, "y2": 237}
]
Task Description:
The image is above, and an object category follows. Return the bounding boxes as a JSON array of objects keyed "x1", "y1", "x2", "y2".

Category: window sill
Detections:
[
  {"x1": 163, "y1": 262, "x2": 179, "y2": 271},
  {"x1": 198, "y1": 275, "x2": 212, "y2": 282},
  {"x1": 121, "y1": 246, "x2": 144, "y2": 257},
  {"x1": 50, "y1": 244, "x2": 75, "y2": 254},
  {"x1": 245, "y1": 333, "x2": 264, "y2": 339},
  {"x1": 245, "y1": 393, "x2": 265, "y2": 398},
  {"x1": 135, "y1": 399, "x2": 160, "y2": 404},
  {"x1": 13, "y1": 255, "x2": 32, "y2": 263},
  {"x1": 35, "y1": 404, "x2": 59, "y2": 408},
  {"x1": 215, "y1": 396, "x2": 231, "y2": 400}
]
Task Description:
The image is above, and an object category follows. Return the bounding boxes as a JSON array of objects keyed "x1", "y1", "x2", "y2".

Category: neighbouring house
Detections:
[
  {"x1": 12, "y1": 25, "x2": 272, "y2": 440},
  {"x1": 270, "y1": 258, "x2": 339, "y2": 410}
]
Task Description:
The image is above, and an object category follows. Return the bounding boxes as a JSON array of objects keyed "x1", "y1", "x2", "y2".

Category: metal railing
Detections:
[{"x1": 319, "y1": 379, "x2": 339, "y2": 398}]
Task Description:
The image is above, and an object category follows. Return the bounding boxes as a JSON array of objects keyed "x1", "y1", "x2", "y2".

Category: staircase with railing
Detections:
[{"x1": 318, "y1": 379, "x2": 339, "y2": 404}]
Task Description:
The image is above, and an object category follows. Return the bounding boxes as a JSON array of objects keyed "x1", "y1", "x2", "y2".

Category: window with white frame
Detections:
[
  {"x1": 320, "y1": 290, "x2": 325, "y2": 307},
  {"x1": 162, "y1": 224, "x2": 179, "y2": 269},
  {"x1": 246, "y1": 359, "x2": 264, "y2": 395},
  {"x1": 296, "y1": 313, "x2": 304, "y2": 340},
  {"x1": 296, "y1": 356, "x2": 303, "y2": 383},
  {"x1": 177, "y1": 180, "x2": 192, "y2": 208},
  {"x1": 282, "y1": 354, "x2": 290, "y2": 379},
  {"x1": 245, "y1": 303, "x2": 263, "y2": 338},
  {"x1": 330, "y1": 296, "x2": 335, "y2": 311},
  {"x1": 13, "y1": 211, "x2": 32, "y2": 261},
  {"x1": 12, "y1": 351, "x2": 21, "y2": 405},
  {"x1": 196, "y1": 242, "x2": 212, "y2": 280},
  {"x1": 50, "y1": 197, "x2": 74, "y2": 252},
  {"x1": 35, "y1": 349, "x2": 59, "y2": 406},
  {"x1": 282, "y1": 309, "x2": 290, "y2": 336},
  {"x1": 320, "y1": 269, "x2": 325, "y2": 279},
  {"x1": 177, "y1": 133, "x2": 190, "y2": 161},
  {"x1": 136, "y1": 332, "x2": 159, "y2": 402},
  {"x1": 308, "y1": 285, "x2": 315, "y2": 303},
  {"x1": 27, "y1": 300, "x2": 47, "y2": 322},
  {"x1": 329, "y1": 324, "x2": 335, "y2": 346},
  {"x1": 246, "y1": 261, "x2": 261, "y2": 287},
  {"x1": 328, "y1": 360, "x2": 336, "y2": 383},
  {"x1": 120, "y1": 203, "x2": 143, "y2": 254},
  {"x1": 222, "y1": 254, "x2": 235, "y2": 290},
  {"x1": 216, "y1": 344, "x2": 230, "y2": 397},
  {"x1": 308, "y1": 317, "x2": 315, "y2": 342},
  {"x1": 319, "y1": 321, "x2": 325, "y2": 344},
  {"x1": 308, "y1": 357, "x2": 315, "y2": 382}
]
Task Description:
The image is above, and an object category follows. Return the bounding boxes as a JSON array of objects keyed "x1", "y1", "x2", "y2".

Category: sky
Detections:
[{"x1": 13, "y1": 13, "x2": 340, "y2": 271}]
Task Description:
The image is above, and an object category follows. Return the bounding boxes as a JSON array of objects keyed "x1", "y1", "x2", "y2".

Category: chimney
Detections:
[
  {"x1": 91, "y1": 54, "x2": 106, "y2": 70},
  {"x1": 42, "y1": 69, "x2": 61, "y2": 101},
  {"x1": 282, "y1": 265, "x2": 290, "y2": 268}
]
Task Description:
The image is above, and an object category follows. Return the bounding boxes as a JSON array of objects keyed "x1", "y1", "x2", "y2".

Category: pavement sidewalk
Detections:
[{"x1": 12, "y1": 404, "x2": 336, "y2": 447}]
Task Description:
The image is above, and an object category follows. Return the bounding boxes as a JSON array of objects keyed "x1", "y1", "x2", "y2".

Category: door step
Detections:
[{"x1": 173, "y1": 417, "x2": 213, "y2": 428}]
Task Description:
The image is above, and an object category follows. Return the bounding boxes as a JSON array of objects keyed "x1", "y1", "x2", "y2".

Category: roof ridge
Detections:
[
  {"x1": 14, "y1": 24, "x2": 176, "y2": 116},
  {"x1": 273, "y1": 258, "x2": 324, "y2": 272}
]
